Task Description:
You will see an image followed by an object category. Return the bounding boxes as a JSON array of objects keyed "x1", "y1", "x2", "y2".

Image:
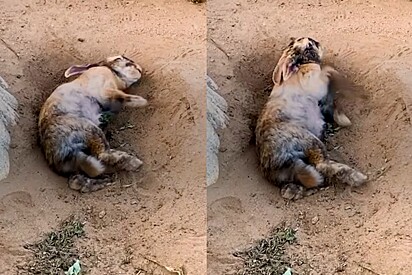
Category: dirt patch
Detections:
[
  {"x1": 208, "y1": 0, "x2": 412, "y2": 274},
  {"x1": 0, "y1": 0, "x2": 206, "y2": 274}
]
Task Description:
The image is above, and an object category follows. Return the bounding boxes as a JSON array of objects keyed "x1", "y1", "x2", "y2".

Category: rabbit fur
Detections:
[
  {"x1": 256, "y1": 37, "x2": 367, "y2": 200},
  {"x1": 38, "y1": 55, "x2": 147, "y2": 192}
]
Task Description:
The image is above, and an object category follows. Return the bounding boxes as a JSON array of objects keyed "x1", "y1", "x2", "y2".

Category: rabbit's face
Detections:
[
  {"x1": 106, "y1": 55, "x2": 143, "y2": 87},
  {"x1": 273, "y1": 37, "x2": 324, "y2": 86},
  {"x1": 285, "y1": 37, "x2": 323, "y2": 65}
]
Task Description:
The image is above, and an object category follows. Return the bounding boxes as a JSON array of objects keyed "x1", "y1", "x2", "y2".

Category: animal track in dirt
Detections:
[
  {"x1": 209, "y1": 196, "x2": 244, "y2": 216},
  {"x1": 0, "y1": 191, "x2": 34, "y2": 209}
]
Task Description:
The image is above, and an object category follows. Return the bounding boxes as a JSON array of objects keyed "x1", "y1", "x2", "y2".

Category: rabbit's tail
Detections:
[
  {"x1": 75, "y1": 151, "x2": 106, "y2": 178},
  {"x1": 291, "y1": 158, "x2": 324, "y2": 188}
]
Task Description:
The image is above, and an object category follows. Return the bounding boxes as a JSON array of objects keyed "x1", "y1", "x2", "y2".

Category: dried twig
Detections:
[
  {"x1": 357, "y1": 262, "x2": 384, "y2": 275},
  {"x1": 0, "y1": 38, "x2": 20, "y2": 59},
  {"x1": 210, "y1": 38, "x2": 230, "y2": 59},
  {"x1": 144, "y1": 257, "x2": 186, "y2": 275}
]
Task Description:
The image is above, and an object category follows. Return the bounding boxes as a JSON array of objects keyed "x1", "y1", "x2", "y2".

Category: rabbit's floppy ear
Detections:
[
  {"x1": 64, "y1": 64, "x2": 96, "y2": 78},
  {"x1": 272, "y1": 54, "x2": 295, "y2": 86}
]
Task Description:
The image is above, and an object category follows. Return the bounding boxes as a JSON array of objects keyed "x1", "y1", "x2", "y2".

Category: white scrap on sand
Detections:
[
  {"x1": 0, "y1": 75, "x2": 18, "y2": 181},
  {"x1": 65, "y1": 259, "x2": 81, "y2": 275},
  {"x1": 206, "y1": 76, "x2": 229, "y2": 187}
]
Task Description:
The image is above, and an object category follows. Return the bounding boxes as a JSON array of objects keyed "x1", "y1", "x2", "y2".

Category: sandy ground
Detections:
[
  {"x1": 3, "y1": 0, "x2": 412, "y2": 274},
  {"x1": 208, "y1": 0, "x2": 412, "y2": 274},
  {"x1": 0, "y1": 0, "x2": 206, "y2": 274}
]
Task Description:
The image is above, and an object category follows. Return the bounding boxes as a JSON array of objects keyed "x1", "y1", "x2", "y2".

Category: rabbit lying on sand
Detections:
[
  {"x1": 256, "y1": 37, "x2": 367, "y2": 200},
  {"x1": 0, "y1": 76, "x2": 18, "y2": 181},
  {"x1": 38, "y1": 55, "x2": 147, "y2": 192},
  {"x1": 207, "y1": 76, "x2": 229, "y2": 187}
]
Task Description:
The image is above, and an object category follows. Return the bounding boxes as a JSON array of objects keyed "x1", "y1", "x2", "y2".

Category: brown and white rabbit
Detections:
[
  {"x1": 38, "y1": 55, "x2": 147, "y2": 192},
  {"x1": 255, "y1": 37, "x2": 367, "y2": 200}
]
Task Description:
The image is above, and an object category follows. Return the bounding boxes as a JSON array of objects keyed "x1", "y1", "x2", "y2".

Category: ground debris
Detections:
[
  {"x1": 234, "y1": 224, "x2": 297, "y2": 275},
  {"x1": 136, "y1": 256, "x2": 187, "y2": 275},
  {"x1": 324, "y1": 122, "x2": 341, "y2": 139},
  {"x1": 18, "y1": 215, "x2": 85, "y2": 275}
]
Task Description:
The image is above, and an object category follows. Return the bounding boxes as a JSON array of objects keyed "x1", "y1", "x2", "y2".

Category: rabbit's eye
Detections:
[
  {"x1": 125, "y1": 62, "x2": 134, "y2": 67},
  {"x1": 309, "y1": 38, "x2": 320, "y2": 48}
]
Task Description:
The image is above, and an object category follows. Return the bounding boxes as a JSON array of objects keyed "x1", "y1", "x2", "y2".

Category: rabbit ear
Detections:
[
  {"x1": 272, "y1": 55, "x2": 294, "y2": 86},
  {"x1": 64, "y1": 64, "x2": 95, "y2": 78}
]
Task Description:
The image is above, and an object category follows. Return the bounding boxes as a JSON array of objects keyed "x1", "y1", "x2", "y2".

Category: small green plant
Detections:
[{"x1": 99, "y1": 111, "x2": 115, "y2": 128}]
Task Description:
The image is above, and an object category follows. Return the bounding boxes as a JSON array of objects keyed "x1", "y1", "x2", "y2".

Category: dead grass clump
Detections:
[
  {"x1": 19, "y1": 215, "x2": 85, "y2": 274},
  {"x1": 234, "y1": 225, "x2": 297, "y2": 275}
]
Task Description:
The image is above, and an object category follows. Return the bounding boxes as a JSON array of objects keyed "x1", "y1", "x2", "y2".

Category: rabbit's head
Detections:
[
  {"x1": 104, "y1": 55, "x2": 143, "y2": 87},
  {"x1": 273, "y1": 37, "x2": 323, "y2": 86},
  {"x1": 64, "y1": 55, "x2": 143, "y2": 88}
]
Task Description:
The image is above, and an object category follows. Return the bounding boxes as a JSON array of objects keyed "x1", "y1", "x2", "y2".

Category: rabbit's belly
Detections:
[
  {"x1": 67, "y1": 96, "x2": 102, "y2": 125},
  {"x1": 80, "y1": 102, "x2": 102, "y2": 125},
  {"x1": 288, "y1": 98, "x2": 324, "y2": 138},
  {"x1": 303, "y1": 106, "x2": 324, "y2": 137},
  {"x1": 56, "y1": 87, "x2": 102, "y2": 126}
]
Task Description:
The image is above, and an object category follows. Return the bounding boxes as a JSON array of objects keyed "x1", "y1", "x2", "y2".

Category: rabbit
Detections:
[
  {"x1": 255, "y1": 37, "x2": 367, "y2": 200},
  {"x1": 274, "y1": 38, "x2": 353, "y2": 129},
  {"x1": 38, "y1": 55, "x2": 148, "y2": 192}
]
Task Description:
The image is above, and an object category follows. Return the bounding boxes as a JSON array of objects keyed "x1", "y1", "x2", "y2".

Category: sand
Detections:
[
  {"x1": 208, "y1": 0, "x2": 412, "y2": 274},
  {"x1": 2, "y1": 0, "x2": 412, "y2": 274},
  {"x1": 0, "y1": 0, "x2": 206, "y2": 274}
]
